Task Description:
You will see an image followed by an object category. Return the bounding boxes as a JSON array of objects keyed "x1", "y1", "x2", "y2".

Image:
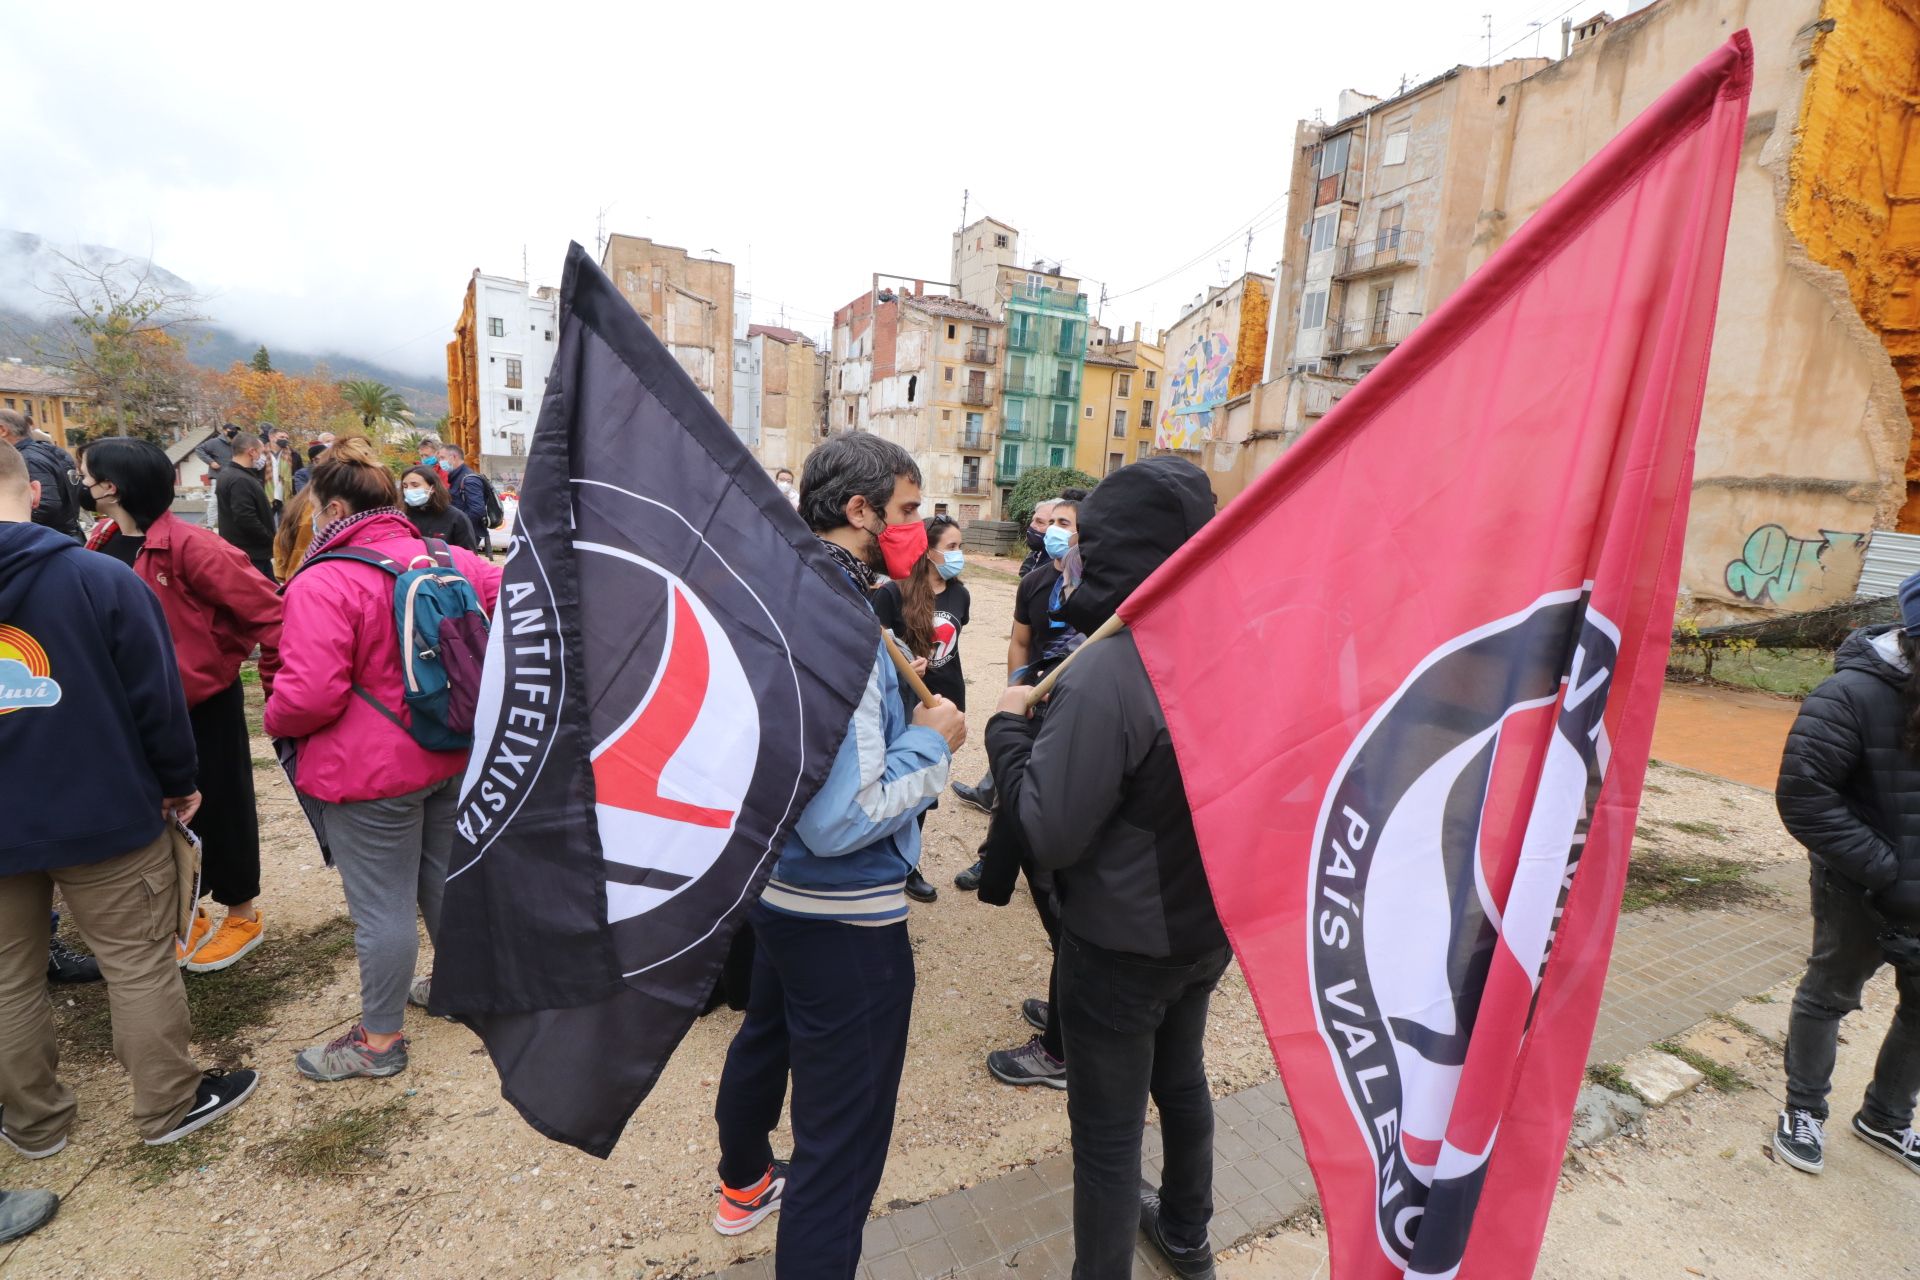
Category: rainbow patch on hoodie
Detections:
[{"x1": 0, "y1": 623, "x2": 59, "y2": 715}]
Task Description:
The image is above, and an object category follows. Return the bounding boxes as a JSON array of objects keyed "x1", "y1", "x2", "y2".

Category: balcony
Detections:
[
  {"x1": 964, "y1": 343, "x2": 995, "y2": 364},
  {"x1": 996, "y1": 461, "x2": 1024, "y2": 487},
  {"x1": 957, "y1": 478, "x2": 990, "y2": 496},
  {"x1": 1298, "y1": 372, "x2": 1357, "y2": 418},
  {"x1": 1334, "y1": 228, "x2": 1423, "y2": 280},
  {"x1": 1043, "y1": 420, "x2": 1076, "y2": 444},
  {"x1": 959, "y1": 429, "x2": 991, "y2": 451},
  {"x1": 1007, "y1": 329, "x2": 1039, "y2": 353},
  {"x1": 1001, "y1": 417, "x2": 1027, "y2": 438},
  {"x1": 1329, "y1": 310, "x2": 1420, "y2": 355},
  {"x1": 1002, "y1": 373, "x2": 1036, "y2": 396},
  {"x1": 1013, "y1": 286, "x2": 1090, "y2": 314},
  {"x1": 1051, "y1": 371, "x2": 1081, "y2": 400},
  {"x1": 961, "y1": 384, "x2": 993, "y2": 407}
]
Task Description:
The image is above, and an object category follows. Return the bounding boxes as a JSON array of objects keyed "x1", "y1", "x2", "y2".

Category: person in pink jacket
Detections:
[{"x1": 263, "y1": 438, "x2": 502, "y2": 1081}]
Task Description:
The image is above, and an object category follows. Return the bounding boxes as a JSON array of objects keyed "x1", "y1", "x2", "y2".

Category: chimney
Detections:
[{"x1": 1133, "y1": 322, "x2": 1141, "y2": 341}]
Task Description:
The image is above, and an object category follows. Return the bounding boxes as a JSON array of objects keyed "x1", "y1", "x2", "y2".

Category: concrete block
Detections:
[
  {"x1": 1568, "y1": 1083, "x2": 1647, "y2": 1148},
  {"x1": 1619, "y1": 1047, "x2": 1704, "y2": 1105}
]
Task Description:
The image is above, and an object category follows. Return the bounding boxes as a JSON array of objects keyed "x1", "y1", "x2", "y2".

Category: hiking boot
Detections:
[
  {"x1": 409, "y1": 975, "x2": 455, "y2": 1021},
  {"x1": 185, "y1": 911, "x2": 264, "y2": 973},
  {"x1": 951, "y1": 780, "x2": 993, "y2": 814},
  {"x1": 905, "y1": 871, "x2": 938, "y2": 904},
  {"x1": 987, "y1": 1036, "x2": 1066, "y2": 1090},
  {"x1": 1022, "y1": 998, "x2": 1050, "y2": 1032},
  {"x1": 294, "y1": 1025, "x2": 408, "y2": 1081},
  {"x1": 0, "y1": 1110, "x2": 65, "y2": 1161},
  {"x1": 145, "y1": 1070, "x2": 258, "y2": 1146},
  {"x1": 0, "y1": 1189, "x2": 58, "y2": 1244},
  {"x1": 1851, "y1": 1112, "x2": 1920, "y2": 1176},
  {"x1": 712, "y1": 1159, "x2": 788, "y2": 1236},
  {"x1": 47, "y1": 937, "x2": 101, "y2": 984},
  {"x1": 176, "y1": 907, "x2": 214, "y2": 967},
  {"x1": 1773, "y1": 1108, "x2": 1824, "y2": 1174},
  {"x1": 954, "y1": 860, "x2": 983, "y2": 892},
  {"x1": 1140, "y1": 1190, "x2": 1216, "y2": 1279}
]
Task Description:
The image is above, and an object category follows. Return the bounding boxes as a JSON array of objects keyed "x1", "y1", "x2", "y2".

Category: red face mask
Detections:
[{"x1": 876, "y1": 519, "x2": 929, "y2": 580}]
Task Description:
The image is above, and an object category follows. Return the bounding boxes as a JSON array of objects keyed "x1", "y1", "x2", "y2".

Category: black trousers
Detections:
[
  {"x1": 1028, "y1": 868, "x2": 1065, "y2": 1060},
  {"x1": 1784, "y1": 868, "x2": 1920, "y2": 1130},
  {"x1": 1057, "y1": 930, "x2": 1231, "y2": 1280},
  {"x1": 187, "y1": 679, "x2": 262, "y2": 907},
  {"x1": 714, "y1": 903, "x2": 915, "y2": 1280}
]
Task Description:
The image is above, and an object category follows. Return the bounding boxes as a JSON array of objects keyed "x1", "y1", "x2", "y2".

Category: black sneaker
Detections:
[
  {"x1": 1140, "y1": 1191, "x2": 1216, "y2": 1279},
  {"x1": 905, "y1": 871, "x2": 938, "y2": 904},
  {"x1": 954, "y1": 860, "x2": 984, "y2": 892},
  {"x1": 1022, "y1": 998, "x2": 1049, "y2": 1032},
  {"x1": 1773, "y1": 1108, "x2": 1824, "y2": 1174},
  {"x1": 47, "y1": 937, "x2": 101, "y2": 984},
  {"x1": 951, "y1": 781, "x2": 993, "y2": 814},
  {"x1": 145, "y1": 1069, "x2": 258, "y2": 1146},
  {"x1": 1851, "y1": 1112, "x2": 1920, "y2": 1176}
]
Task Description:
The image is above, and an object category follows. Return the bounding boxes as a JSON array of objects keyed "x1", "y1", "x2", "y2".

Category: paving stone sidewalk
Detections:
[{"x1": 715, "y1": 860, "x2": 1812, "y2": 1280}]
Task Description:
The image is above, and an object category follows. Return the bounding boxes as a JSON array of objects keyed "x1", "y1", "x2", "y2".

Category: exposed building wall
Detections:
[
  {"x1": 1158, "y1": 273, "x2": 1272, "y2": 451},
  {"x1": 1470, "y1": 0, "x2": 1905, "y2": 618},
  {"x1": 600, "y1": 234, "x2": 735, "y2": 422},
  {"x1": 952, "y1": 218, "x2": 1020, "y2": 312},
  {"x1": 444, "y1": 275, "x2": 480, "y2": 464},
  {"x1": 472, "y1": 273, "x2": 557, "y2": 484}
]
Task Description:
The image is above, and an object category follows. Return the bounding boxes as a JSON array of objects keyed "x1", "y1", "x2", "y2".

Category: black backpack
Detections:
[
  {"x1": 476, "y1": 472, "x2": 505, "y2": 530},
  {"x1": 22, "y1": 439, "x2": 81, "y2": 533}
]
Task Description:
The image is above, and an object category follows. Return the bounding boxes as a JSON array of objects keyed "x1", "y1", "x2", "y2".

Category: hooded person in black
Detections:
[
  {"x1": 984, "y1": 455, "x2": 1228, "y2": 1279},
  {"x1": 1771, "y1": 603, "x2": 1920, "y2": 1180}
]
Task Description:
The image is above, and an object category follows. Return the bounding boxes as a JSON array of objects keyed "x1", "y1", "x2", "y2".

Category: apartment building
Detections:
[
  {"x1": 444, "y1": 269, "x2": 558, "y2": 483},
  {"x1": 1158, "y1": 272, "x2": 1272, "y2": 452},
  {"x1": 600, "y1": 234, "x2": 735, "y2": 422}
]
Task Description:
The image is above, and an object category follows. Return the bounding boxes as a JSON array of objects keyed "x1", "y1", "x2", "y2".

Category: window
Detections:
[
  {"x1": 1052, "y1": 402, "x2": 1073, "y2": 430},
  {"x1": 966, "y1": 411, "x2": 983, "y2": 437},
  {"x1": 64, "y1": 400, "x2": 83, "y2": 417},
  {"x1": 847, "y1": 405, "x2": 855, "y2": 425},
  {"x1": 907, "y1": 375, "x2": 917, "y2": 403},
  {"x1": 947, "y1": 324, "x2": 957, "y2": 339},
  {"x1": 971, "y1": 325, "x2": 988, "y2": 345},
  {"x1": 507, "y1": 396, "x2": 523, "y2": 411},
  {"x1": 1383, "y1": 130, "x2": 1409, "y2": 166},
  {"x1": 1115, "y1": 373, "x2": 1131, "y2": 398},
  {"x1": 1, "y1": 398, "x2": 10, "y2": 409},
  {"x1": 505, "y1": 358, "x2": 523, "y2": 388},
  {"x1": 1002, "y1": 443, "x2": 1019, "y2": 472},
  {"x1": 1310, "y1": 211, "x2": 1338, "y2": 253},
  {"x1": 1084, "y1": 406, "x2": 1094, "y2": 419},
  {"x1": 488, "y1": 317, "x2": 505, "y2": 338},
  {"x1": 1112, "y1": 409, "x2": 1128, "y2": 437},
  {"x1": 1108, "y1": 452, "x2": 1123, "y2": 475},
  {"x1": 994, "y1": 233, "x2": 1009, "y2": 248},
  {"x1": 1375, "y1": 204, "x2": 1405, "y2": 252},
  {"x1": 1145, "y1": 370, "x2": 1156, "y2": 389},
  {"x1": 510, "y1": 433, "x2": 526, "y2": 455},
  {"x1": 935, "y1": 503, "x2": 949, "y2": 516},
  {"x1": 942, "y1": 409, "x2": 952, "y2": 420},
  {"x1": 1319, "y1": 132, "x2": 1350, "y2": 179},
  {"x1": 1141, "y1": 398, "x2": 1154, "y2": 427},
  {"x1": 544, "y1": 329, "x2": 553, "y2": 341},
  {"x1": 944, "y1": 367, "x2": 953, "y2": 382},
  {"x1": 1302, "y1": 290, "x2": 1328, "y2": 330},
  {"x1": 1049, "y1": 446, "x2": 1068, "y2": 467},
  {"x1": 1371, "y1": 284, "x2": 1395, "y2": 344}
]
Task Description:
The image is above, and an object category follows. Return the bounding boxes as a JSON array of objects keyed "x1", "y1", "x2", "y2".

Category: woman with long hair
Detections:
[
  {"x1": 77, "y1": 437, "x2": 283, "y2": 971},
  {"x1": 264, "y1": 437, "x2": 502, "y2": 1081},
  {"x1": 872, "y1": 515, "x2": 968, "y2": 905},
  {"x1": 399, "y1": 464, "x2": 479, "y2": 553}
]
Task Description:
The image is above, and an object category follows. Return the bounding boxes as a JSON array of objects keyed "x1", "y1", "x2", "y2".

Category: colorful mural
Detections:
[{"x1": 1156, "y1": 332, "x2": 1233, "y2": 451}]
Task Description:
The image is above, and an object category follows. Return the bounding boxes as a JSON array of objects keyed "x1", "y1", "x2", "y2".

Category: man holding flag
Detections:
[{"x1": 711, "y1": 433, "x2": 966, "y2": 1273}]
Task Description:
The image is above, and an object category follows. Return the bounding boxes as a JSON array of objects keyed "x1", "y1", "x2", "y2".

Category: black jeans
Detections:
[
  {"x1": 1784, "y1": 868, "x2": 1920, "y2": 1130},
  {"x1": 1057, "y1": 930, "x2": 1231, "y2": 1279},
  {"x1": 714, "y1": 903, "x2": 915, "y2": 1280},
  {"x1": 187, "y1": 679, "x2": 261, "y2": 906}
]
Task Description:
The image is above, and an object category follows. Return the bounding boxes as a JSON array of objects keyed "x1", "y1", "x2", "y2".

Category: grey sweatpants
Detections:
[{"x1": 318, "y1": 777, "x2": 457, "y2": 1035}]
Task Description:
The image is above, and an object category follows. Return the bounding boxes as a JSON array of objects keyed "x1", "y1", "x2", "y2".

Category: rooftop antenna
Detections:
[
  {"x1": 960, "y1": 188, "x2": 969, "y2": 230},
  {"x1": 522, "y1": 243, "x2": 529, "y2": 283},
  {"x1": 595, "y1": 203, "x2": 618, "y2": 258},
  {"x1": 1242, "y1": 228, "x2": 1253, "y2": 278},
  {"x1": 1483, "y1": 13, "x2": 1494, "y2": 66}
]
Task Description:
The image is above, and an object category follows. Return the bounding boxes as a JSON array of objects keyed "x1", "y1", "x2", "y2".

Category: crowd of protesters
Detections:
[{"x1": 4, "y1": 417, "x2": 1913, "y2": 1279}]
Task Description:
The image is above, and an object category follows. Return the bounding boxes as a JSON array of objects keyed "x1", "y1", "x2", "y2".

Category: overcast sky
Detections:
[{"x1": 1, "y1": 0, "x2": 1638, "y2": 382}]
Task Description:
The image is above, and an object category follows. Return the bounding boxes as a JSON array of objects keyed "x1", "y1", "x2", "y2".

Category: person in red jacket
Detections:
[
  {"x1": 265, "y1": 437, "x2": 502, "y2": 1081},
  {"x1": 78, "y1": 438, "x2": 283, "y2": 973}
]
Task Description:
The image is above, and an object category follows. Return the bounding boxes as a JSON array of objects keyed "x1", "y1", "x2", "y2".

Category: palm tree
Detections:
[{"x1": 339, "y1": 379, "x2": 410, "y2": 432}]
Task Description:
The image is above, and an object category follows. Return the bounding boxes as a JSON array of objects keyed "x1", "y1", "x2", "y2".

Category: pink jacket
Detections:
[{"x1": 264, "y1": 510, "x2": 502, "y2": 805}]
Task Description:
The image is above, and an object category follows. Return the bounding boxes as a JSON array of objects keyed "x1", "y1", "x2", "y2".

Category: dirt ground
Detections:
[
  {"x1": 0, "y1": 564, "x2": 1831, "y2": 1280},
  {"x1": 1220, "y1": 969, "x2": 1920, "y2": 1280}
]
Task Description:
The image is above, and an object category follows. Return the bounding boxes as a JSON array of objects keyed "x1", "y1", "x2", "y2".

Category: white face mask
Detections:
[{"x1": 403, "y1": 488, "x2": 430, "y2": 508}]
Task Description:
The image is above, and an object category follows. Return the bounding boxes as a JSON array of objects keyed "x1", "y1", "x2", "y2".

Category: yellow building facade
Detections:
[{"x1": 1075, "y1": 325, "x2": 1165, "y2": 476}]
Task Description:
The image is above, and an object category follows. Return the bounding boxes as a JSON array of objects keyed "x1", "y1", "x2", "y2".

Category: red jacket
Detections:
[
  {"x1": 264, "y1": 510, "x2": 503, "y2": 805},
  {"x1": 93, "y1": 511, "x2": 283, "y2": 707}
]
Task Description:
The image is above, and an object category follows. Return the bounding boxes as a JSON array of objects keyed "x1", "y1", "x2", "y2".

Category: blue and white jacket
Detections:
[{"x1": 760, "y1": 640, "x2": 951, "y2": 925}]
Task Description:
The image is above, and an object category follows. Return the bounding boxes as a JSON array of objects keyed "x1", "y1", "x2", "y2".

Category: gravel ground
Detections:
[{"x1": 0, "y1": 560, "x2": 1810, "y2": 1280}]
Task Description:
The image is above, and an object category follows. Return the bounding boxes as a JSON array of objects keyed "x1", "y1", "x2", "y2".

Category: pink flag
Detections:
[{"x1": 1118, "y1": 34, "x2": 1752, "y2": 1279}]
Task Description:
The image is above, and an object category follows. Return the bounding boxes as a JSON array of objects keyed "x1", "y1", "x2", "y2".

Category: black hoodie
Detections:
[
  {"x1": 1778, "y1": 624, "x2": 1920, "y2": 921},
  {"x1": 985, "y1": 458, "x2": 1226, "y2": 959},
  {"x1": 0, "y1": 521, "x2": 197, "y2": 874}
]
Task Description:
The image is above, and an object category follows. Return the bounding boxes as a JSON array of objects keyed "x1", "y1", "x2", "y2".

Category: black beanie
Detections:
[{"x1": 1058, "y1": 456, "x2": 1215, "y2": 636}]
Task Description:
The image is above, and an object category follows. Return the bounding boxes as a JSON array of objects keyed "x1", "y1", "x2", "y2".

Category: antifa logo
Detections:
[{"x1": 1307, "y1": 588, "x2": 1618, "y2": 1277}]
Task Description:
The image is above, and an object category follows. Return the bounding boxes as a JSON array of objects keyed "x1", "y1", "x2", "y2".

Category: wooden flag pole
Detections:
[
  {"x1": 1024, "y1": 612, "x2": 1128, "y2": 710},
  {"x1": 881, "y1": 629, "x2": 940, "y2": 709}
]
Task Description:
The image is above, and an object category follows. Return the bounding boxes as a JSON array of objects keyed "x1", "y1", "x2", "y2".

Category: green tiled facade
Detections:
[{"x1": 995, "y1": 286, "x2": 1089, "y2": 497}]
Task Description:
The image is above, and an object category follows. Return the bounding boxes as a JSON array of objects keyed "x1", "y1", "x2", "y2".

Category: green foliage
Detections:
[
  {"x1": 1620, "y1": 850, "x2": 1759, "y2": 912},
  {"x1": 338, "y1": 378, "x2": 411, "y2": 431},
  {"x1": 265, "y1": 1098, "x2": 421, "y2": 1177},
  {"x1": 1654, "y1": 1040, "x2": 1753, "y2": 1092},
  {"x1": 250, "y1": 344, "x2": 272, "y2": 373},
  {"x1": 1584, "y1": 1062, "x2": 1646, "y2": 1103},
  {"x1": 1665, "y1": 642, "x2": 1832, "y2": 697},
  {"x1": 1006, "y1": 465, "x2": 1098, "y2": 528}
]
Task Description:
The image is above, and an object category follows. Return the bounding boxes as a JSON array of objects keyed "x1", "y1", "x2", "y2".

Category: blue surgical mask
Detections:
[
  {"x1": 936, "y1": 549, "x2": 965, "y2": 580},
  {"x1": 403, "y1": 488, "x2": 430, "y2": 508},
  {"x1": 310, "y1": 508, "x2": 324, "y2": 537},
  {"x1": 1043, "y1": 526, "x2": 1073, "y2": 560}
]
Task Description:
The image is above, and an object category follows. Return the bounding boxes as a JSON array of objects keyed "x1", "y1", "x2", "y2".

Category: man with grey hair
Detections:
[
  {"x1": 710, "y1": 431, "x2": 966, "y2": 1275},
  {"x1": 0, "y1": 409, "x2": 81, "y2": 541}
]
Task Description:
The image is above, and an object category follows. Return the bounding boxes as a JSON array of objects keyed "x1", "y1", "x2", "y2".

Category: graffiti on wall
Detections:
[
  {"x1": 1156, "y1": 332, "x2": 1234, "y2": 452},
  {"x1": 1724, "y1": 525, "x2": 1865, "y2": 606}
]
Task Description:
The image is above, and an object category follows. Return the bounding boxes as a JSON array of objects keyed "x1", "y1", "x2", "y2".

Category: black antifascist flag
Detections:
[{"x1": 431, "y1": 242, "x2": 877, "y2": 1157}]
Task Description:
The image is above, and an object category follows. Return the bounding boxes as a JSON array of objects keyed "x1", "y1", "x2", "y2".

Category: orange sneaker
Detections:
[
  {"x1": 712, "y1": 1160, "x2": 787, "y2": 1236},
  {"x1": 185, "y1": 911, "x2": 264, "y2": 973},
  {"x1": 176, "y1": 907, "x2": 214, "y2": 967}
]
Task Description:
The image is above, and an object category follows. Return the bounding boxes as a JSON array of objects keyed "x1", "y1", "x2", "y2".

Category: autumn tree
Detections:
[{"x1": 204, "y1": 364, "x2": 349, "y2": 441}]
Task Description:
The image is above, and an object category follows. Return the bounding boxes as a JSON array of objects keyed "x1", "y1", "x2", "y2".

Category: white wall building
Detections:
[{"x1": 475, "y1": 274, "x2": 559, "y2": 483}]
